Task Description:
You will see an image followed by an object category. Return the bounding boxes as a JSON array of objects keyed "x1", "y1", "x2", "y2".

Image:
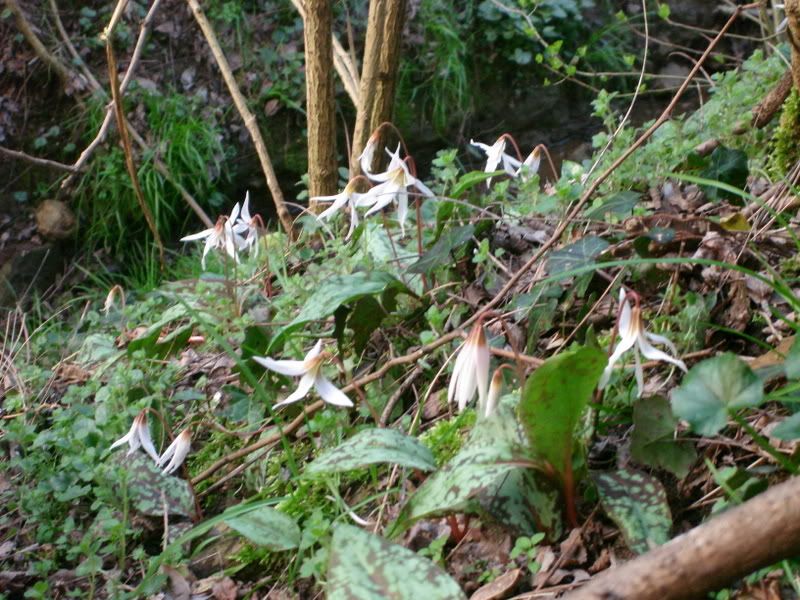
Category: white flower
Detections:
[
  {"x1": 485, "y1": 367, "x2": 505, "y2": 418},
  {"x1": 470, "y1": 137, "x2": 520, "y2": 185},
  {"x1": 359, "y1": 131, "x2": 381, "y2": 176},
  {"x1": 158, "y1": 429, "x2": 192, "y2": 475},
  {"x1": 313, "y1": 179, "x2": 368, "y2": 240},
  {"x1": 109, "y1": 410, "x2": 159, "y2": 463},
  {"x1": 598, "y1": 289, "x2": 688, "y2": 397},
  {"x1": 180, "y1": 203, "x2": 242, "y2": 269},
  {"x1": 254, "y1": 340, "x2": 353, "y2": 408},
  {"x1": 448, "y1": 324, "x2": 490, "y2": 413},
  {"x1": 359, "y1": 156, "x2": 434, "y2": 236},
  {"x1": 103, "y1": 284, "x2": 125, "y2": 316},
  {"x1": 516, "y1": 147, "x2": 542, "y2": 182},
  {"x1": 232, "y1": 192, "x2": 260, "y2": 258}
]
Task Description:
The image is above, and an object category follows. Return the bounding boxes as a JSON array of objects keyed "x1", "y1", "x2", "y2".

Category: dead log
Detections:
[{"x1": 565, "y1": 475, "x2": 800, "y2": 600}]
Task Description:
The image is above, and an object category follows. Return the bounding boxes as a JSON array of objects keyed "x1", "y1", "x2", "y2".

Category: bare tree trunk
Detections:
[
  {"x1": 186, "y1": 0, "x2": 295, "y2": 237},
  {"x1": 786, "y1": 0, "x2": 800, "y2": 91},
  {"x1": 304, "y1": 0, "x2": 338, "y2": 207},
  {"x1": 565, "y1": 475, "x2": 800, "y2": 600},
  {"x1": 349, "y1": 0, "x2": 407, "y2": 175}
]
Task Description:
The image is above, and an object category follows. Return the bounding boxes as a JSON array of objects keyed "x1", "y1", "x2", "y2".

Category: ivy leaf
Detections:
[
  {"x1": 305, "y1": 428, "x2": 436, "y2": 475},
  {"x1": 518, "y1": 346, "x2": 607, "y2": 478},
  {"x1": 593, "y1": 468, "x2": 672, "y2": 554},
  {"x1": 547, "y1": 236, "x2": 609, "y2": 275},
  {"x1": 699, "y1": 146, "x2": 749, "y2": 202},
  {"x1": 224, "y1": 505, "x2": 300, "y2": 551},
  {"x1": 770, "y1": 412, "x2": 800, "y2": 440},
  {"x1": 327, "y1": 524, "x2": 466, "y2": 600},
  {"x1": 347, "y1": 296, "x2": 387, "y2": 354},
  {"x1": 785, "y1": 337, "x2": 800, "y2": 380},
  {"x1": 393, "y1": 405, "x2": 528, "y2": 534},
  {"x1": 114, "y1": 453, "x2": 195, "y2": 518},
  {"x1": 631, "y1": 396, "x2": 696, "y2": 478},
  {"x1": 408, "y1": 225, "x2": 474, "y2": 274},
  {"x1": 671, "y1": 353, "x2": 763, "y2": 436},
  {"x1": 585, "y1": 191, "x2": 639, "y2": 219}
]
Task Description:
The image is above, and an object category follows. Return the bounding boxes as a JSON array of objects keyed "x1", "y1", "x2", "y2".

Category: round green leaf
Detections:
[
  {"x1": 224, "y1": 506, "x2": 300, "y2": 551},
  {"x1": 671, "y1": 353, "x2": 763, "y2": 436}
]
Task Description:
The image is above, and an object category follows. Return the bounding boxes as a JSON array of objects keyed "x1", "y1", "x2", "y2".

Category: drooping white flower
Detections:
[
  {"x1": 158, "y1": 429, "x2": 192, "y2": 475},
  {"x1": 103, "y1": 284, "x2": 125, "y2": 316},
  {"x1": 254, "y1": 340, "x2": 353, "y2": 408},
  {"x1": 485, "y1": 367, "x2": 505, "y2": 418},
  {"x1": 448, "y1": 324, "x2": 490, "y2": 413},
  {"x1": 470, "y1": 137, "x2": 520, "y2": 185},
  {"x1": 359, "y1": 156, "x2": 434, "y2": 236},
  {"x1": 232, "y1": 192, "x2": 260, "y2": 258},
  {"x1": 180, "y1": 203, "x2": 242, "y2": 269},
  {"x1": 109, "y1": 410, "x2": 159, "y2": 463},
  {"x1": 358, "y1": 131, "x2": 381, "y2": 176},
  {"x1": 598, "y1": 289, "x2": 688, "y2": 397},
  {"x1": 314, "y1": 179, "x2": 369, "y2": 239},
  {"x1": 516, "y1": 147, "x2": 542, "y2": 182}
]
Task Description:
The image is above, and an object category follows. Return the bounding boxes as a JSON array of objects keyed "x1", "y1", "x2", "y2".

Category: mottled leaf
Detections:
[
  {"x1": 451, "y1": 170, "x2": 504, "y2": 197},
  {"x1": 305, "y1": 428, "x2": 436, "y2": 475},
  {"x1": 347, "y1": 296, "x2": 387, "y2": 354},
  {"x1": 224, "y1": 506, "x2": 300, "y2": 551},
  {"x1": 327, "y1": 524, "x2": 466, "y2": 600},
  {"x1": 631, "y1": 396, "x2": 696, "y2": 478},
  {"x1": 671, "y1": 353, "x2": 763, "y2": 436},
  {"x1": 785, "y1": 337, "x2": 800, "y2": 380},
  {"x1": 546, "y1": 236, "x2": 609, "y2": 275},
  {"x1": 478, "y1": 468, "x2": 562, "y2": 539},
  {"x1": 115, "y1": 453, "x2": 195, "y2": 518},
  {"x1": 519, "y1": 346, "x2": 607, "y2": 478},
  {"x1": 408, "y1": 225, "x2": 474, "y2": 274},
  {"x1": 394, "y1": 405, "x2": 528, "y2": 533},
  {"x1": 700, "y1": 146, "x2": 749, "y2": 202},
  {"x1": 593, "y1": 468, "x2": 672, "y2": 554}
]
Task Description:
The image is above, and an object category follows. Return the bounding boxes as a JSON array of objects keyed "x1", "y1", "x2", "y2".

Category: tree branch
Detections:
[{"x1": 565, "y1": 476, "x2": 800, "y2": 600}]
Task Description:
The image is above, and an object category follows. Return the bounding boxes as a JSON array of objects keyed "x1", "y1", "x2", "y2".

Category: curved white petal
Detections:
[
  {"x1": 598, "y1": 332, "x2": 638, "y2": 390},
  {"x1": 303, "y1": 340, "x2": 324, "y2": 363},
  {"x1": 229, "y1": 202, "x2": 240, "y2": 223},
  {"x1": 447, "y1": 342, "x2": 470, "y2": 405},
  {"x1": 644, "y1": 331, "x2": 679, "y2": 355},
  {"x1": 253, "y1": 356, "x2": 308, "y2": 376},
  {"x1": 397, "y1": 191, "x2": 408, "y2": 236},
  {"x1": 137, "y1": 423, "x2": 160, "y2": 463},
  {"x1": 180, "y1": 228, "x2": 214, "y2": 242},
  {"x1": 637, "y1": 335, "x2": 688, "y2": 372},
  {"x1": 109, "y1": 431, "x2": 133, "y2": 451},
  {"x1": 240, "y1": 192, "x2": 251, "y2": 222},
  {"x1": 475, "y1": 341, "x2": 490, "y2": 414},
  {"x1": 317, "y1": 193, "x2": 349, "y2": 221},
  {"x1": 412, "y1": 178, "x2": 435, "y2": 198},
  {"x1": 315, "y1": 375, "x2": 354, "y2": 407},
  {"x1": 275, "y1": 371, "x2": 316, "y2": 407},
  {"x1": 364, "y1": 183, "x2": 399, "y2": 216},
  {"x1": 618, "y1": 296, "x2": 633, "y2": 337},
  {"x1": 633, "y1": 347, "x2": 644, "y2": 398}
]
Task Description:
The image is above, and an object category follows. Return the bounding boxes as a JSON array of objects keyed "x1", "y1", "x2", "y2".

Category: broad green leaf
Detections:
[
  {"x1": 671, "y1": 353, "x2": 763, "y2": 436},
  {"x1": 631, "y1": 396, "x2": 696, "y2": 478},
  {"x1": 127, "y1": 304, "x2": 194, "y2": 358},
  {"x1": 478, "y1": 468, "x2": 562, "y2": 539},
  {"x1": 115, "y1": 453, "x2": 195, "y2": 518},
  {"x1": 270, "y1": 271, "x2": 408, "y2": 351},
  {"x1": 585, "y1": 191, "x2": 639, "y2": 219},
  {"x1": 699, "y1": 146, "x2": 749, "y2": 202},
  {"x1": 305, "y1": 428, "x2": 436, "y2": 475},
  {"x1": 394, "y1": 405, "x2": 528, "y2": 533},
  {"x1": 408, "y1": 225, "x2": 475, "y2": 274},
  {"x1": 346, "y1": 296, "x2": 387, "y2": 354},
  {"x1": 546, "y1": 236, "x2": 609, "y2": 275},
  {"x1": 451, "y1": 170, "x2": 504, "y2": 197},
  {"x1": 327, "y1": 524, "x2": 466, "y2": 600},
  {"x1": 224, "y1": 506, "x2": 300, "y2": 551},
  {"x1": 519, "y1": 346, "x2": 606, "y2": 478},
  {"x1": 77, "y1": 333, "x2": 120, "y2": 365},
  {"x1": 771, "y1": 412, "x2": 800, "y2": 440},
  {"x1": 593, "y1": 468, "x2": 672, "y2": 554}
]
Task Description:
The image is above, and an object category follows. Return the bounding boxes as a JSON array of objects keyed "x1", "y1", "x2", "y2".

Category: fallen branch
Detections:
[
  {"x1": 0, "y1": 145, "x2": 77, "y2": 172},
  {"x1": 564, "y1": 475, "x2": 800, "y2": 600},
  {"x1": 186, "y1": 0, "x2": 294, "y2": 236}
]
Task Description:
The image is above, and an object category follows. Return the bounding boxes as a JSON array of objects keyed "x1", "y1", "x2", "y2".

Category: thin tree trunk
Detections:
[
  {"x1": 186, "y1": 0, "x2": 294, "y2": 237},
  {"x1": 349, "y1": 0, "x2": 407, "y2": 175},
  {"x1": 304, "y1": 0, "x2": 338, "y2": 207},
  {"x1": 786, "y1": 0, "x2": 800, "y2": 92}
]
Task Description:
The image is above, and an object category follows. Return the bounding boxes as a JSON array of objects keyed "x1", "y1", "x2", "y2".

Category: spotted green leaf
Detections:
[
  {"x1": 115, "y1": 452, "x2": 195, "y2": 518},
  {"x1": 224, "y1": 505, "x2": 300, "y2": 551},
  {"x1": 593, "y1": 468, "x2": 672, "y2": 554},
  {"x1": 393, "y1": 404, "x2": 528, "y2": 534},
  {"x1": 327, "y1": 524, "x2": 466, "y2": 600},
  {"x1": 631, "y1": 396, "x2": 696, "y2": 478},
  {"x1": 305, "y1": 428, "x2": 436, "y2": 475},
  {"x1": 671, "y1": 353, "x2": 763, "y2": 436},
  {"x1": 518, "y1": 345, "x2": 606, "y2": 479}
]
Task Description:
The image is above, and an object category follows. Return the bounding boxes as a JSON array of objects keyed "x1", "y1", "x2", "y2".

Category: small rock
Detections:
[{"x1": 35, "y1": 199, "x2": 76, "y2": 240}]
